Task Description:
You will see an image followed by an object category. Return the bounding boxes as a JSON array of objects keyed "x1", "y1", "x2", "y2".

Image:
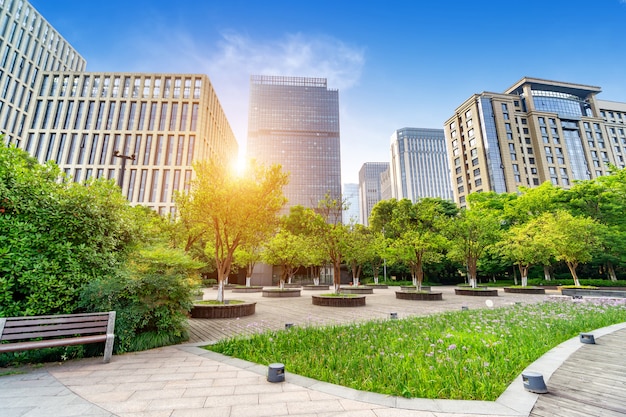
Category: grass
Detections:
[{"x1": 206, "y1": 298, "x2": 626, "y2": 401}]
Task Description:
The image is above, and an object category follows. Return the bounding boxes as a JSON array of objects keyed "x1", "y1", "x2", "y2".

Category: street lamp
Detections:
[{"x1": 113, "y1": 150, "x2": 135, "y2": 189}]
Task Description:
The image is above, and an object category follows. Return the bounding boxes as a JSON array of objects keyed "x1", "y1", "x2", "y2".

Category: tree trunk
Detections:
[
  {"x1": 333, "y1": 259, "x2": 341, "y2": 294},
  {"x1": 519, "y1": 264, "x2": 529, "y2": 287},
  {"x1": 607, "y1": 262, "x2": 618, "y2": 282},
  {"x1": 467, "y1": 258, "x2": 478, "y2": 289},
  {"x1": 543, "y1": 265, "x2": 552, "y2": 281},
  {"x1": 566, "y1": 261, "x2": 581, "y2": 287}
]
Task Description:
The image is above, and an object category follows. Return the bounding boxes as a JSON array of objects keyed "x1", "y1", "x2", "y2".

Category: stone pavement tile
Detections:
[
  {"x1": 189, "y1": 370, "x2": 238, "y2": 380},
  {"x1": 119, "y1": 410, "x2": 172, "y2": 417},
  {"x1": 0, "y1": 385, "x2": 67, "y2": 398},
  {"x1": 308, "y1": 390, "x2": 347, "y2": 401},
  {"x1": 98, "y1": 399, "x2": 150, "y2": 414},
  {"x1": 203, "y1": 392, "x2": 258, "y2": 407},
  {"x1": 233, "y1": 381, "x2": 288, "y2": 394},
  {"x1": 181, "y1": 385, "x2": 235, "y2": 397},
  {"x1": 72, "y1": 388, "x2": 134, "y2": 403},
  {"x1": 147, "y1": 372, "x2": 196, "y2": 382},
  {"x1": 68, "y1": 383, "x2": 117, "y2": 395},
  {"x1": 170, "y1": 407, "x2": 231, "y2": 417},
  {"x1": 128, "y1": 387, "x2": 186, "y2": 401},
  {"x1": 339, "y1": 398, "x2": 387, "y2": 411},
  {"x1": 112, "y1": 381, "x2": 168, "y2": 392},
  {"x1": 257, "y1": 390, "x2": 314, "y2": 403},
  {"x1": 371, "y1": 408, "x2": 438, "y2": 416},
  {"x1": 146, "y1": 397, "x2": 206, "y2": 411},
  {"x1": 229, "y1": 402, "x2": 289, "y2": 417},
  {"x1": 286, "y1": 399, "x2": 347, "y2": 414},
  {"x1": 101, "y1": 374, "x2": 152, "y2": 384}
]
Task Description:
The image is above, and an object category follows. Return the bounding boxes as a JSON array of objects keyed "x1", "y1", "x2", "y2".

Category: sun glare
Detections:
[{"x1": 234, "y1": 152, "x2": 247, "y2": 176}]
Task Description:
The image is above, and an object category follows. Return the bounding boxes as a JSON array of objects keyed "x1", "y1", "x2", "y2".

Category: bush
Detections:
[{"x1": 80, "y1": 246, "x2": 202, "y2": 353}]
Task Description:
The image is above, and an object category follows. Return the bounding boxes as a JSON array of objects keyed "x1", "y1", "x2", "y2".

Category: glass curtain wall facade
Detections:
[
  {"x1": 389, "y1": 127, "x2": 453, "y2": 203},
  {"x1": 247, "y1": 75, "x2": 341, "y2": 214},
  {"x1": 445, "y1": 77, "x2": 625, "y2": 207},
  {"x1": 21, "y1": 72, "x2": 237, "y2": 215},
  {"x1": 358, "y1": 162, "x2": 388, "y2": 226},
  {"x1": 0, "y1": 0, "x2": 85, "y2": 146},
  {"x1": 342, "y1": 183, "x2": 359, "y2": 224}
]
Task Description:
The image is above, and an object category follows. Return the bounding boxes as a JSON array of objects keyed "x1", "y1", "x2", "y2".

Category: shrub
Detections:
[{"x1": 80, "y1": 246, "x2": 202, "y2": 353}]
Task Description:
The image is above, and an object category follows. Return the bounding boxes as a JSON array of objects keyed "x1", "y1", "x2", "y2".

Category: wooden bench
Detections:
[{"x1": 0, "y1": 311, "x2": 116, "y2": 363}]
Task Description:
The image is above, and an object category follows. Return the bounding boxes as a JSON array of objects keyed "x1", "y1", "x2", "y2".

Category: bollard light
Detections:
[
  {"x1": 389, "y1": 312, "x2": 398, "y2": 319},
  {"x1": 285, "y1": 323, "x2": 294, "y2": 329},
  {"x1": 461, "y1": 306, "x2": 469, "y2": 311},
  {"x1": 579, "y1": 333, "x2": 596, "y2": 344},
  {"x1": 522, "y1": 371, "x2": 548, "y2": 394},
  {"x1": 267, "y1": 363, "x2": 285, "y2": 383}
]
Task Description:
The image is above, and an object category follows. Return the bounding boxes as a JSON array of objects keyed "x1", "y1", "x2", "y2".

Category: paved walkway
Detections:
[{"x1": 1, "y1": 286, "x2": 625, "y2": 417}]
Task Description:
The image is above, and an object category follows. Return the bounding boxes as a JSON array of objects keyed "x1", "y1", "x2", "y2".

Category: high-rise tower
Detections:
[
  {"x1": 445, "y1": 77, "x2": 626, "y2": 207},
  {"x1": 247, "y1": 75, "x2": 341, "y2": 213}
]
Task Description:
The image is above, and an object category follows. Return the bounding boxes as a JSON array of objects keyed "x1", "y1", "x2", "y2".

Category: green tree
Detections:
[
  {"x1": 263, "y1": 230, "x2": 309, "y2": 288},
  {"x1": 315, "y1": 195, "x2": 349, "y2": 293},
  {"x1": 496, "y1": 216, "x2": 554, "y2": 287},
  {"x1": 177, "y1": 159, "x2": 288, "y2": 301},
  {"x1": 0, "y1": 144, "x2": 136, "y2": 316},
  {"x1": 343, "y1": 224, "x2": 375, "y2": 285},
  {"x1": 443, "y1": 207, "x2": 502, "y2": 288},
  {"x1": 544, "y1": 210, "x2": 600, "y2": 286}
]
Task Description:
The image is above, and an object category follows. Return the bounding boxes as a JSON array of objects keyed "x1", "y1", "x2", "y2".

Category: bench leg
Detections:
[{"x1": 103, "y1": 334, "x2": 114, "y2": 363}]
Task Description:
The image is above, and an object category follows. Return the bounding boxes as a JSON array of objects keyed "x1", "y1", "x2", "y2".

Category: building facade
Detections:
[
  {"x1": 247, "y1": 75, "x2": 341, "y2": 213},
  {"x1": 1, "y1": 0, "x2": 85, "y2": 146},
  {"x1": 1, "y1": 1, "x2": 238, "y2": 215},
  {"x1": 358, "y1": 162, "x2": 388, "y2": 226},
  {"x1": 445, "y1": 77, "x2": 626, "y2": 207},
  {"x1": 389, "y1": 127, "x2": 453, "y2": 203},
  {"x1": 19, "y1": 72, "x2": 237, "y2": 214},
  {"x1": 342, "y1": 183, "x2": 359, "y2": 224}
]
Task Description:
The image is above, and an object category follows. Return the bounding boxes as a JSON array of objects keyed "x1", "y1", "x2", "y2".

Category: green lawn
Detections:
[{"x1": 206, "y1": 298, "x2": 626, "y2": 400}]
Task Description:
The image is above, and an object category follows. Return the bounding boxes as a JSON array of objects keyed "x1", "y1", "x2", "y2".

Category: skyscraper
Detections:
[
  {"x1": 358, "y1": 162, "x2": 389, "y2": 226},
  {"x1": 247, "y1": 75, "x2": 341, "y2": 213},
  {"x1": 389, "y1": 128, "x2": 453, "y2": 203},
  {"x1": 342, "y1": 183, "x2": 359, "y2": 224},
  {"x1": 445, "y1": 77, "x2": 626, "y2": 207}
]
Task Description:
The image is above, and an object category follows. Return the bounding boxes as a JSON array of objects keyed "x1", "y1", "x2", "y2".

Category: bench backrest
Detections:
[{"x1": 0, "y1": 312, "x2": 115, "y2": 342}]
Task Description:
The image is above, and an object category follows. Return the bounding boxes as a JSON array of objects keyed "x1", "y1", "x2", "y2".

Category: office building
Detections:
[
  {"x1": 1, "y1": 2, "x2": 238, "y2": 215},
  {"x1": 342, "y1": 183, "x2": 360, "y2": 224},
  {"x1": 445, "y1": 77, "x2": 626, "y2": 207},
  {"x1": 22, "y1": 72, "x2": 237, "y2": 215},
  {"x1": 0, "y1": 0, "x2": 85, "y2": 146},
  {"x1": 389, "y1": 127, "x2": 453, "y2": 203},
  {"x1": 358, "y1": 162, "x2": 389, "y2": 226},
  {"x1": 247, "y1": 75, "x2": 341, "y2": 213}
]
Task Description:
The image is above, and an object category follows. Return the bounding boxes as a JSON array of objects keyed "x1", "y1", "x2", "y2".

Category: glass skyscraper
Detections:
[
  {"x1": 389, "y1": 128, "x2": 453, "y2": 203},
  {"x1": 247, "y1": 75, "x2": 341, "y2": 213},
  {"x1": 358, "y1": 162, "x2": 389, "y2": 226}
]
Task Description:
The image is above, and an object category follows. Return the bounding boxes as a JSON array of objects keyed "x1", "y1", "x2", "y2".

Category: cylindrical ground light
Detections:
[
  {"x1": 267, "y1": 363, "x2": 285, "y2": 383},
  {"x1": 579, "y1": 333, "x2": 596, "y2": 344},
  {"x1": 522, "y1": 371, "x2": 548, "y2": 394}
]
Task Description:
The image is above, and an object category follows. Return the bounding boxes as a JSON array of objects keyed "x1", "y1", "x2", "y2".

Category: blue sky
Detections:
[{"x1": 31, "y1": 0, "x2": 626, "y2": 183}]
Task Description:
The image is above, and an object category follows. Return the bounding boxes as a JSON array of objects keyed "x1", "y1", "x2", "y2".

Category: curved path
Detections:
[{"x1": 2, "y1": 286, "x2": 625, "y2": 417}]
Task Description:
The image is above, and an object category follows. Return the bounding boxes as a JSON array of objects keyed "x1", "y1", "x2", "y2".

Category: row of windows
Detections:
[
  {"x1": 63, "y1": 166, "x2": 192, "y2": 206},
  {"x1": 38, "y1": 74, "x2": 203, "y2": 100},
  {"x1": 25, "y1": 132, "x2": 197, "y2": 169},
  {"x1": 30, "y1": 99, "x2": 200, "y2": 132}
]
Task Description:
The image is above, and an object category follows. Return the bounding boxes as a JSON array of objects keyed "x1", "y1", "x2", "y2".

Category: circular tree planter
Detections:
[
  {"x1": 282, "y1": 283, "x2": 302, "y2": 288},
  {"x1": 212, "y1": 284, "x2": 237, "y2": 290},
  {"x1": 341, "y1": 286, "x2": 374, "y2": 294},
  {"x1": 368, "y1": 284, "x2": 388, "y2": 289},
  {"x1": 395, "y1": 291, "x2": 443, "y2": 301},
  {"x1": 455, "y1": 288, "x2": 498, "y2": 296},
  {"x1": 400, "y1": 285, "x2": 431, "y2": 292},
  {"x1": 312, "y1": 295, "x2": 366, "y2": 307},
  {"x1": 262, "y1": 288, "x2": 301, "y2": 297},
  {"x1": 503, "y1": 287, "x2": 546, "y2": 294},
  {"x1": 232, "y1": 286, "x2": 263, "y2": 293},
  {"x1": 303, "y1": 285, "x2": 330, "y2": 291},
  {"x1": 190, "y1": 302, "x2": 256, "y2": 319}
]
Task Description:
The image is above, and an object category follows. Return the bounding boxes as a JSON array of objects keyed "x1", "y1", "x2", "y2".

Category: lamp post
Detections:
[{"x1": 113, "y1": 150, "x2": 135, "y2": 189}]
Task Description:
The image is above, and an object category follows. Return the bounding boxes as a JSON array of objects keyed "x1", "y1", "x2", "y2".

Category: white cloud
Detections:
[{"x1": 130, "y1": 30, "x2": 365, "y2": 154}]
